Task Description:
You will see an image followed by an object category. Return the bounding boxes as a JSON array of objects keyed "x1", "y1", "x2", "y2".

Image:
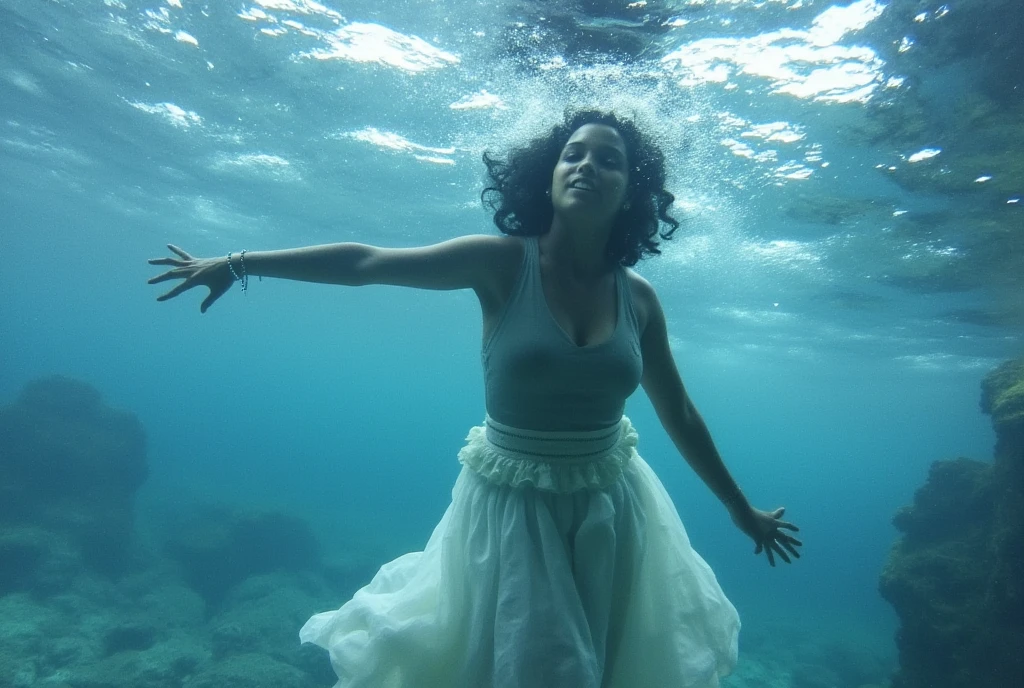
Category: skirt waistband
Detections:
[
  {"x1": 459, "y1": 415, "x2": 639, "y2": 493},
  {"x1": 483, "y1": 415, "x2": 625, "y2": 464}
]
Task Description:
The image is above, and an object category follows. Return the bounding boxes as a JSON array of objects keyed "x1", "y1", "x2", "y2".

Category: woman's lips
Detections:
[{"x1": 568, "y1": 182, "x2": 599, "y2": 194}]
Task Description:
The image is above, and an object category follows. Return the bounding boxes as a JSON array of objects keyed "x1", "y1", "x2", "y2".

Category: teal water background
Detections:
[{"x1": 2, "y1": 0, "x2": 1020, "y2": 671}]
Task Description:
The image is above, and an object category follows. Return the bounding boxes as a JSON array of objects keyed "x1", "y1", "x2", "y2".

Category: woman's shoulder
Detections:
[
  {"x1": 484, "y1": 233, "x2": 527, "y2": 265},
  {"x1": 622, "y1": 268, "x2": 659, "y2": 333},
  {"x1": 467, "y1": 232, "x2": 526, "y2": 252},
  {"x1": 451, "y1": 233, "x2": 526, "y2": 268},
  {"x1": 469, "y1": 233, "x2": 528, "y2": 306}
]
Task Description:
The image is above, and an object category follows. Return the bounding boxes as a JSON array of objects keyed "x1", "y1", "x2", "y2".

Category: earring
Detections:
[{"x1": 545, "y1": 188, "x2": 551, "y2": 198}]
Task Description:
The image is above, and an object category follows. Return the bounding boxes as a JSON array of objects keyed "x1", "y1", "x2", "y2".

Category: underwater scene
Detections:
[{"x1": 1, "y1": 0, "x2": 1022, "y2": 686}]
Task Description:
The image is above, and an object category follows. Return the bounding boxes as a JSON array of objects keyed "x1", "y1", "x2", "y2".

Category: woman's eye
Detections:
[{"x1": 562, "y1": 150, "x2": 621, "y2": 167}]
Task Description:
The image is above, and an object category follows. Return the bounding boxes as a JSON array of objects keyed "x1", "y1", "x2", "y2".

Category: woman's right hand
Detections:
[{"x1": 148, "y1": 244, "x2": 235, "y2": 313}]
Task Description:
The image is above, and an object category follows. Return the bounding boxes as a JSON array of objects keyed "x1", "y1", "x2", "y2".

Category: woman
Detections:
[{"x1": 149, "y1": 109, "x2": 801, "y2": 688}]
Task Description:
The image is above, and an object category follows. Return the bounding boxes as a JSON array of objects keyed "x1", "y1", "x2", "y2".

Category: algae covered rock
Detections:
[
  {"x1": 980, "y1": 357, "x2": 1024, "y2": 449},
  {"x1": 163, "y1": 505, "x2": 321, "y2": 606},
  {"x1": 66, "y1": 637, "x2": 210, "y2": 688},
  {"x1": 0, "y1": 376, "x2": 147, "y2": 499},
  {"x1": 0, "y1": 593, "x2": 66, "y2": 688},
  {"x1": 208, "y1": 573, "x2": 339, "y2": 685},
  {"x1": 879, "y1": 460, "x2": 996, "y2": 687},
  {"x1": 889, "y1": 458, "x2": 997, "y2": 545},
  {"x1": 182, "y1": 653, "x2": 312, "y2": 688},
  {"x1": 880, "y1": 355, "x2": 1024, "y2": 688},
  {"x1": 0, "y1": 376, "x2": 148, "y2": 577},
  {"x1": 0, "y1": 525, "x2": 82, "y2": 596},
  {"x1": 0, "y1": 377, "x2": 340, "y2": 688},
  {"x1": 0, "y1": 567, "x2": 214, "y2": 688}
]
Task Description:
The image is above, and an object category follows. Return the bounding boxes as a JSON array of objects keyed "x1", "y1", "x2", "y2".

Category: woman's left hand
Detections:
[{"x1": 731, "y1": 505, "x2": 802, "y2": 566}]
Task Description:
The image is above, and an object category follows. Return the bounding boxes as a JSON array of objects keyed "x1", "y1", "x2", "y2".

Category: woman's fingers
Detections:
[
  {"x1": 781, "y1": 533, "x2": 803, "y2": 547},
  {"x1": 148, "y1": 268, "x2": 186, "y2": 284},
  {"x1": 199, "y1": 284, "x2": 229, "y2": 313},
  {"x1": 156, "y1": 278, "x2": 198, "y2": 302},
  {"x1": 770, "y1": 541, "x2": 791, "y2": 564},
  {"x1": 148, "y1": 257, "x2": 185, "y2": 267},
  {"x1": 150, "y1": 244, "x2": 196, "y2": 267},
  {"x1": 770, "y1": 507, "x2": 799, "y2": 532},
  {"x1": 764, "y1": 527, "x2": 801, "y2": 564},
  {"x1": 167, "y1": 244, "x2": 194, "y2": 260}
]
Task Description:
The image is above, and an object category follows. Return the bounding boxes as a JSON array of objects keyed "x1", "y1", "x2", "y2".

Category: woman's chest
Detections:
[{"x1": 540, "y1": 265, "x2": 619, "y2": 348}]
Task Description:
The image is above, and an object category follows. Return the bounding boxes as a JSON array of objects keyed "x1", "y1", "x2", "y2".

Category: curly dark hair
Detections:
[{"x1": 481, "y1": 109, "x2": 679, "y2": 266}]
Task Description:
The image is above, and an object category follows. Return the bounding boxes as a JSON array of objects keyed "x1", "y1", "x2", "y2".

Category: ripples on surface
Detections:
[{"x1": 0, "y1": 0, "x2": 1020, "y2": 368}]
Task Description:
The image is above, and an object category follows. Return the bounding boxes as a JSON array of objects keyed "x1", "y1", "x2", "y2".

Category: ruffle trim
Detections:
[{"x1": 457, "y1": 419, "x2": 639, "y2": 493}]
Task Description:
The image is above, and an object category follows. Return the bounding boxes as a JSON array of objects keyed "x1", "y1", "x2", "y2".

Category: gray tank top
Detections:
[{"x1": 482, "y1": 236, "x2": 644, "y2": 431}]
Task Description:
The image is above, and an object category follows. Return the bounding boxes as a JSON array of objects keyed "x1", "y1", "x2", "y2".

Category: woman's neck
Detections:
[{"x1": 542, "y1": 217, "x2": 613, "y2": 280}]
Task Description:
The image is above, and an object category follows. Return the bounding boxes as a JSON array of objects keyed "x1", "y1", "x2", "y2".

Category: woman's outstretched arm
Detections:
[
  {"x1": 148, "y1": 234, "x2": 510, "y2": 312},
  {"x1": 634, "y1": 275, "x2": 803, "y2": 566}
]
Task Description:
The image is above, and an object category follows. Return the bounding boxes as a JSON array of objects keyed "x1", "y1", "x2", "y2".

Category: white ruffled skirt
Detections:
[{"x1": 299, "y1": 416, "x2": 740, "y2": 688}]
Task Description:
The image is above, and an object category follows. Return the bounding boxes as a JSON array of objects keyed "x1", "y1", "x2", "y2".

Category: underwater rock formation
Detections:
[
  {"x1": 163, "y1": 504, "x2": 322, "y2": 606},
  {"x1": 981, "y1": 357, "x2": 1024, "y2": 456},
  {"x1": 880, "y1": 356, "x2": 1024, "y2": 688},
  {"x1": 0, "y1": 376, "x2": 148, "y2": 581},
  {"x1": 208, "y1": 573, "x2": 339, "y2": 685},
  {"x1": 0, "y1": 525, "x2": 82, "y2": 596},
  {"x1": 0, "y1": 565, "x2": 345, "y2": 688},
  {"x1": 0, "y1": 375, "x2": 367, "y2": 688}
]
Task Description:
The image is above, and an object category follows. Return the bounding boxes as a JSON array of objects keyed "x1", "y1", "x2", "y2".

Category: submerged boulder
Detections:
[
  {"x1": 981, "y1": 357, "x2": 1024, "y2": 456},
  {"x1": 181, "y1": 652, "x2": 311, "y2": 688},
  {"x1": 0, "y1": 525, "x2": 81, "y2": 596},
  {"x1": 880, "y1": 355, "x2": 1024, "y2": 688},
  {"x1": 163, "y1": 505, "x2": 321, "y2": 606},
  {"x1": 0, "y1": 376, "x2": 148, "y2": 579},
  {"x1": 208, "y1": 573, "x2": 339, "y2": 685}
]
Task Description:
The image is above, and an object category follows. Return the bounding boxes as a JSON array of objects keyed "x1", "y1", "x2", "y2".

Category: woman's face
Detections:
[{"x1": 550, "y1": 123, "x2": 630, "y2": 224}]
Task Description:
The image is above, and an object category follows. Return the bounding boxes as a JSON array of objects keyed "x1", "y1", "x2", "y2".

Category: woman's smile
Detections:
[{"x1": 568, "y1": 177, "x2": 600, "y2": 194}]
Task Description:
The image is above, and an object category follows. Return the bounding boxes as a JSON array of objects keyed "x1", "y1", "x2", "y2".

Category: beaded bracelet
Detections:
[
  {"x1": 227, "y1": 250, "x2": 249, "y2": 294},
  {"x1": 239, "y1": 249, "x2": 249, "y2": 293}
]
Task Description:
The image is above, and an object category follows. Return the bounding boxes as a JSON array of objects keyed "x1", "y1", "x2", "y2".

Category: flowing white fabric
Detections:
[{"x1": 299, "y1": 417, "x2": 740, "y2": 688}]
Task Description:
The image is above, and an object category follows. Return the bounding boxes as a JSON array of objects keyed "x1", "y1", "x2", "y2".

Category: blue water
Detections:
[{"x1": 1, "y1": 0, "x2": 1020, "y2": 683}]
